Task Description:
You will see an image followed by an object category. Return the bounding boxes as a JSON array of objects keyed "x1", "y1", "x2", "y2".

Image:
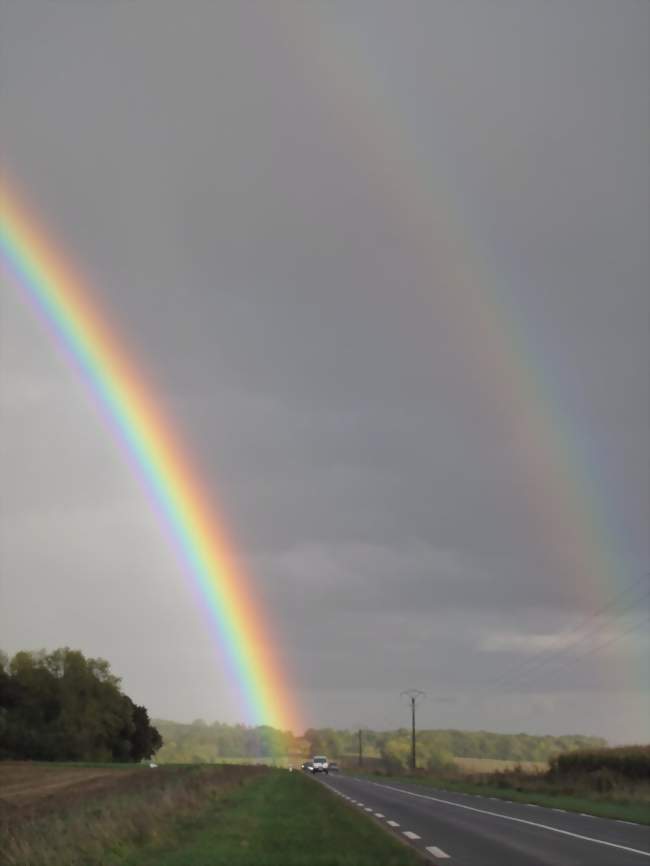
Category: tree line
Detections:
[
  {"x1": 0, "y1": 648, "x2": 607, "y2": 767},
  {"x1": 0, "y1": 648, "x2": 162, "y2": 762},
  {"x1": 154, "y1": 718, "x2": 605, "y2": 766},
  {"x1": 154, "y1": 718, "x2": 301, "y2": 764}
]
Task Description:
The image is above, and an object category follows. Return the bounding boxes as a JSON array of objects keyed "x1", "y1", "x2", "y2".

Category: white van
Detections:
[{"x1": 311, "y1": 755, "x2": 329, "y2": 774}]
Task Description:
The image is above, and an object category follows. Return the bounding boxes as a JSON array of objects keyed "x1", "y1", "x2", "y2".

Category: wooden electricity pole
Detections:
[{"x1": 401, "y1": 689, "x2": 425, "y2": 771}]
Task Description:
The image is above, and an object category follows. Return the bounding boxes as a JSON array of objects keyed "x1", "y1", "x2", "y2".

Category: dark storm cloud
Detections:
[{"x1": 1, "y1": 0, "x2": 648, "y2": 740}]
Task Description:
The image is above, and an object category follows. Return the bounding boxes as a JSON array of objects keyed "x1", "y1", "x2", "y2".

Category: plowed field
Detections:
[{"x1": 0, "y1": 761, "x2": 145, "y2": 818}]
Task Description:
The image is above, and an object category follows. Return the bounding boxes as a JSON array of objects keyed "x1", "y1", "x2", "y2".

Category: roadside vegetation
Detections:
[
  {"x1": 351, "y1": 744, "x2": 650, "y2": 825},
  {"x1": 0, "y1": 763, "x2": 423, "y2": 866}
]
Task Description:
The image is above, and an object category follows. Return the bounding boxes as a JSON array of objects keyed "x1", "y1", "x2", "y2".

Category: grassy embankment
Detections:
[
  {"x1": 348, "y1": 746, "x2": 650, "y2": 825},
  {"x1": 1, "y1": 762, "x2": 424, "y2": 866}
]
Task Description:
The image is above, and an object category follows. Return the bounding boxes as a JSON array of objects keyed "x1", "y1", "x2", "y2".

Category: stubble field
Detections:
[{"x1": 0, "y1": 762, "x2": 143, "y2": 817}]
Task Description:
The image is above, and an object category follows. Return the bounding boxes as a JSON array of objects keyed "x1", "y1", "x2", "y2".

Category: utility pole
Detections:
[
  {"x1": 358, "y1": 728, "x2": 363, "y2": 767},
  {"x1": 401, "y1": 689, "x2": 424, "y2": 771}
]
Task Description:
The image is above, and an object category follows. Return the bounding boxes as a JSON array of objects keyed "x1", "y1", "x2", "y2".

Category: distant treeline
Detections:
[
  {"x1": 0, "y1": 649, "x2": 162, "y2": 762},
  {"x1": 153, "y1": 719, "x2": 605, "y2": 766},
  {"x1": 154, "y1": 719, "x2": 300, "y2": 764}
]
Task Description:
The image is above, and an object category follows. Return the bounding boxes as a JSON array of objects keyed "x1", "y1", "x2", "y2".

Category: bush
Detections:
[
  {"x1": 425, "y1": 749, "x2": 455, "y2": 772},
  {"x1": 549, "y1": 745, "x2": 650, "y2": 782}
]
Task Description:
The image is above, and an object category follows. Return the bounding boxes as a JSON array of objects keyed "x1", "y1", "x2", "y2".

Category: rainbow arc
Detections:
[{"x1": 0, "y1": 180, "x2": 299, "y2": 732}]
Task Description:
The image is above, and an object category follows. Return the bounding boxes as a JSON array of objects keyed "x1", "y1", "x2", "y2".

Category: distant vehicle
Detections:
[
  {"x1": 311, "y1": 755, "x2": 329, "y2": 774},
  {"x1": 301, "y1": 761, "x2": 313, "y2": 772},
  {"x1": 328, "y1": 761, "x2": 339, "y2": 772}
]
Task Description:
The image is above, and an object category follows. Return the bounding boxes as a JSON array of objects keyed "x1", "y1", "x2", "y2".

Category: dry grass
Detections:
[{"x1": 453, "y1": 756, "x2": 548, "y2": 774}]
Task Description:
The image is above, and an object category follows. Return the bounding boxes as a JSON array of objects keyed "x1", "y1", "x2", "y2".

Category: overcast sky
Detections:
[{"x1": 1, "y1": 0, "x2": 648, "y2": 742}]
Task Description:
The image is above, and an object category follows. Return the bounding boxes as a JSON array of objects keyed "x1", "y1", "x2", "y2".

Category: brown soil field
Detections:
[{"x1": 0, "y1": 762, "x2": 148, "y2": 819}]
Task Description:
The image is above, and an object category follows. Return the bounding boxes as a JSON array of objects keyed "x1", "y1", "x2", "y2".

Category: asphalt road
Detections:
[{"x1": 317, "y1": 773, "x2": 650, "y2": 865}]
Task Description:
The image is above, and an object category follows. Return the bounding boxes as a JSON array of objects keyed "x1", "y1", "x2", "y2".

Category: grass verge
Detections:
[{"x1": 347, "y1": 770, "x2": 650, "y2": 825}]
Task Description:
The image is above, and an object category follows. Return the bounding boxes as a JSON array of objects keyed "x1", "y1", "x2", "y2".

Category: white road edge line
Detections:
[
  {"x1": 403, "y1": 830, "x2": 421, "y2": 839},
  {"x1": 369, "y1": 781, "x2": 650, "y2": 858},
  {"x1": 374, "y1": 812, "x2": 385, "y2": 818},
  {"x1": 387, "y1": 820, "x2": 400, "y2": 827},
  {"x1": 365, "y1": 807, "x2": 373, "y2": 811},
  {"x1": 426, "y1": 846, "x2": 450, "y2": 859}
]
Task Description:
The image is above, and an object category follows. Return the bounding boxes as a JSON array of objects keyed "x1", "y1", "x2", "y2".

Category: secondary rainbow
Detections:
[
  {"x1": 278, "y1": 4, "x2": 643, "y2": 687},
  {"x1": 0, "y1": 180, "x2": 299, "y2": 733}
]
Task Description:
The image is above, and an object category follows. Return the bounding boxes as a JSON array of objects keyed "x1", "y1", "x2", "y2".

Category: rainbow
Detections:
[
  {"x1": 0, "y1": 180, "x2": 299, "y2": 733},
  {"x1": 276, "y1": 5, "x2": 640, "y2": 678}
]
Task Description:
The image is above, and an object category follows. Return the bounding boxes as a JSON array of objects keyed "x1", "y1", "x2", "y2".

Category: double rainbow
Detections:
[{"x1": 0, "y1": 181, "x2": 299, "y2": 732}]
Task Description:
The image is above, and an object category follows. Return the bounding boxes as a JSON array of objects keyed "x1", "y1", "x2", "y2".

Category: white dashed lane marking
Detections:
[
  {"x1": 426, "y1": 846, "x2": 450, "y2": 859},
  {"x1": 327, "y1": 784, "x2": 452, "y2": 860}
]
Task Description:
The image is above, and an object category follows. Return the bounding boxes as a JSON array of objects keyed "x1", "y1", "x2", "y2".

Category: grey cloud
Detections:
[{"x1": 1, "y1": 0, "x2": 648, "y2": 740}]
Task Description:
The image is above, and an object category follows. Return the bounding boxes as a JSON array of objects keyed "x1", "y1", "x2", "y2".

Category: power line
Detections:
[
  {"x1": 539, "y1": 613, "x2": 649, "y2": 677},
  {"x1": 499, "y1": 586, "x2": 650, "y2": 694},
  {"x1": 504, "y1": 613, "x2": 649, "y2": 697},
  {"x1": 492, "y1": 572, "x2": 648, "y2": 688},
  {"x1": 487, "y1": 573, "x2": 649, "y2": 693}
]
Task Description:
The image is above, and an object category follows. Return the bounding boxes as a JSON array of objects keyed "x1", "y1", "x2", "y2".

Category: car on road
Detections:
[
  {"x1": 328, "y1": 761, "x2": 339, "y2": 772},
  {"x1": 311, "y1": 755, "x2": 329, "y2": 774},
  {"x1": 301, "y1": 761, "x2": 313, "y2": 772}
]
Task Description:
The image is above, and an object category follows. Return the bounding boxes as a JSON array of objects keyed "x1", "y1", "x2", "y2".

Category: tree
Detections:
[
  {"x1": 0, "y1": 648, "x2": 162, "y2": 762},
  {"x1": 380, "y1": 736, "x2": 411, "y2": 771},
  {"x1": 129, "y1": 703, "x2": 162, "y2": 761}
]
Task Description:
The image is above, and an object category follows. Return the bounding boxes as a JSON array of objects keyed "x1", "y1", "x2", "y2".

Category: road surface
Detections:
[{"x1": 318, "y1": 773, "x2": 650, "y2": 865}]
